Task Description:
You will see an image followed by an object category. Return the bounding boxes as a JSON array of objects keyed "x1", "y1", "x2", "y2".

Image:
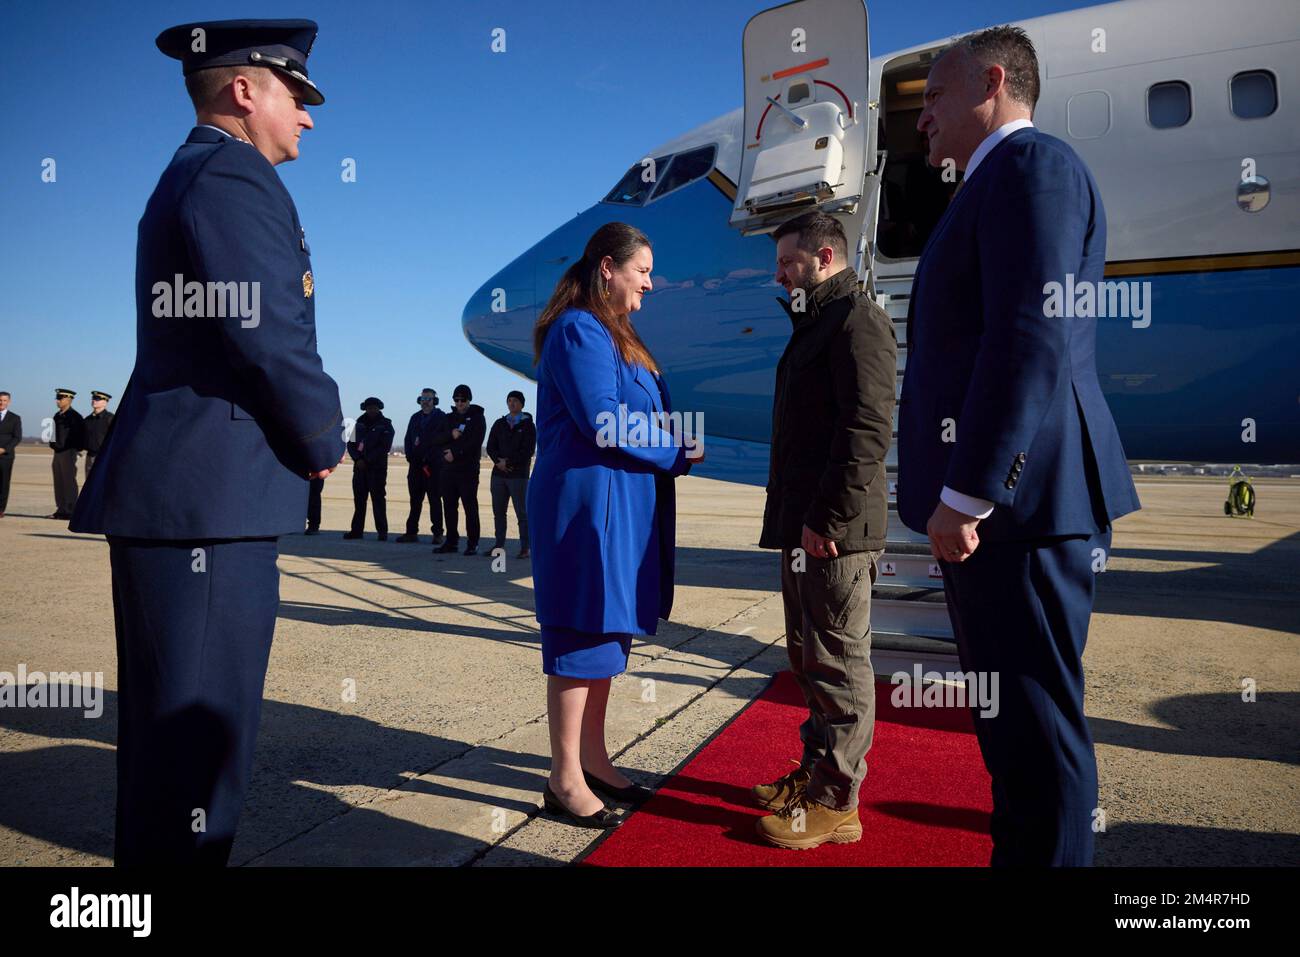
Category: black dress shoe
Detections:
[
  {"x1": 431, "y1": 534, "x2": 444, "y2": 546},
  {"x1": 516, "y1": 548, "x2": 530, "y2": 559},
  {"x1": 463, "y1": 544, "x2": 478, "y2": 556},
  {"x1": 433, "y1": 541, "x2": 458, "y2": 554},
  {"x1": 542, "y1": 785, "x2": 622, "y2": 830},
  {"x1": 343, "y1": 530, "x2": 362, "y2": 540},
  {"x1": 583, "y1": 770, "x2": 654, "y2": 804},
  {"x1": 395, "y1": 533, "x2": 418, "y2": 543}
]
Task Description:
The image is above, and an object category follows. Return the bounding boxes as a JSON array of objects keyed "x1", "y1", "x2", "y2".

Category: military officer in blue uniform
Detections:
[{"x1": 69, "y1": 19, "x2": 344, "y2": 866}]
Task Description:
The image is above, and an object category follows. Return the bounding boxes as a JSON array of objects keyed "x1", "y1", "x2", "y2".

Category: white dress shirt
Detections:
[
  {"x1": 198, "y1": 123, "x2": 253, "y2": 146},
  {"x1": 938, "y1": 118, "x2": 1034, "y2": 521}
]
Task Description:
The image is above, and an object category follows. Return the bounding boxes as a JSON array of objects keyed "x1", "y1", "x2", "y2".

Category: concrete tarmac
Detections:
[{"x1": 0, "y1": 446, "x2": 1296, "y2": 866}]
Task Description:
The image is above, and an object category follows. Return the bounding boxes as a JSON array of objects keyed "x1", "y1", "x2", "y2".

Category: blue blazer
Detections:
[
  {"x1": 528, "y1": 308, "x2": 691, "y2": 635},
  {"x1": 71, "y1": 127, "x2": 344, "y2": 539},
  {"x1": 898, "y1": 127, "x2": 1140, "y2": 540}
]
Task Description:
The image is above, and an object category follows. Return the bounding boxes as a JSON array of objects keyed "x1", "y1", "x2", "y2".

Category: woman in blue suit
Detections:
[{"x1": 529, "y1": 222, "x2": 702, "y2": 828}]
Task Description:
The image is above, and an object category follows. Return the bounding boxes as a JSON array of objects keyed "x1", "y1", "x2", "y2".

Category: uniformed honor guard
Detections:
[
  {"x1": 69, "y1": 19, "x2": 344, "y2": 866},
  {"x1": 49, "y1": 388, "x2": 85, "y2": 519},
  {"x1": 83, "y1": 391, "x2": 115, "y2": 478},
  {"x1": 344, "y1": 397, "x2": 395, "y2": 540}
]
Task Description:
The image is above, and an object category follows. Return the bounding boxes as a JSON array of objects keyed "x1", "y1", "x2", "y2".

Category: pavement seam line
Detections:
[{"x1": 240, "y1": 593, "x2": 782, "y2": 866}]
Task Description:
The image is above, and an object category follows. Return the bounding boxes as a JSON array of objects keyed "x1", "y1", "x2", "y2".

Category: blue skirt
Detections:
[{"x1": 541, "y1": 625, "x2": 634, "y2": 679}]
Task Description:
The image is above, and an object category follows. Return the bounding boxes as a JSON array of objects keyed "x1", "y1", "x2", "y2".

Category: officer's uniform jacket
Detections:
[{"x1": 72, "y1": 126, "x2": 344, "y2": 539}]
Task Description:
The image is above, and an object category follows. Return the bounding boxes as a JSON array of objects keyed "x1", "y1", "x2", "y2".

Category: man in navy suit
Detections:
[
  {"x1": 70, "y1": 19, "x2": 344, "y2": 865},
  {"x1": 898, "y1": 26, "x2": 1140, "y2": 866}
]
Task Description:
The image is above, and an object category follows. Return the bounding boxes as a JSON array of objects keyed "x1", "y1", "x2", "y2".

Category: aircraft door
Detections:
[{"x1": 729, "y1": 0, "x2": 874, "y2": 241}]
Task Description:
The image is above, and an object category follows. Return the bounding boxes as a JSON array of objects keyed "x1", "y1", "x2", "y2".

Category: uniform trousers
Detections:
[
  {"x1": 52, "y1": 449, "x2": 80, "y2": 515},
  {"x1": 307, "y1": 477, "x2": 324, "y2": 530},
  {"x1": 107, "y1": 536, "x2": 279, "y2": 865}
]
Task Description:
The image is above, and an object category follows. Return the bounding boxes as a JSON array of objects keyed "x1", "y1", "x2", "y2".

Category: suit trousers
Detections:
[
  {"x1": 490, "y1": 472, "x2": 529, "y2": 549},
  {"x1": 107, "y1": 536, "x2": 279, "y2": 865},
  {"x1": 440, "y1": 469, "x2": 480, "y2": 546},
  {"x1": 350, "y1": 463, "x2": 388, "y2": 535},
  {"x1": 52, "y1": 449, "x2": 80, "y2": 515},
  {"x1": 779, "y1": 547, "x2": 883, "y2": 811},
  {"x1": 939, "y1": 527, "x2": 1111, "y2": 867},
  {"x1": 405, "y1": 462, "x2": 443, "y2": 536},
  {"x1": 0, "y1": 453, "x2": 13, "y2": 512}
]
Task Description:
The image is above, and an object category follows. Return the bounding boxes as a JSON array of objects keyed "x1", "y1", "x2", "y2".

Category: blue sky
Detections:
[{"x1": 0, "y1": 0, "x2": 1088, "y2": 427}]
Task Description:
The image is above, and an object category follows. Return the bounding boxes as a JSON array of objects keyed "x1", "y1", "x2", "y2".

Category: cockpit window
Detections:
[
  {"x1": 649, "y1": 145, "x2": 716, "y2": 201},
  {"x1": 603, "y1": 154, "x2": 673, "y2": 205}
]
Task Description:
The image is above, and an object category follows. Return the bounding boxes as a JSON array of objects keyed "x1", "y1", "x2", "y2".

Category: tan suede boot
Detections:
[
  {"x1": 755, "y1": 793, "x2": 863, "y2": 850},
  {"x1": 751, "y1": 761, "x2": 810, "y2": 811}
]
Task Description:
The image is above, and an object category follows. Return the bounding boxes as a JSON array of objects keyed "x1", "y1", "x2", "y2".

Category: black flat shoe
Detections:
[
  {"x1": 433, "y1": 542, "x2": 458, "y2": 554},
  {"x1": 543, "y1": 785, "x2": 622, "y2": 830},
  {"x1": 583, "y1": 770, "x2": 654, "y2": 804}
]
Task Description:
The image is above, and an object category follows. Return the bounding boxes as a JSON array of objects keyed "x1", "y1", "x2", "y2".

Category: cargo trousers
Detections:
[{"x1": 779, "y1": 546, "x2": 883, "y2": 811}]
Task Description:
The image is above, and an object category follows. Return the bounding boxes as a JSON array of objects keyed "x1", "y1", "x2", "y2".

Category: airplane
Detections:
[{"x1": 463, "y1": 0, "x2": 1300, "y2": 491}]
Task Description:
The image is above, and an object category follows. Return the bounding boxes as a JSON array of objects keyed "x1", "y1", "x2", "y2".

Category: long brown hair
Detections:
[{"x1": 533, "y1": 222, "x2": 660, "y2": 372}]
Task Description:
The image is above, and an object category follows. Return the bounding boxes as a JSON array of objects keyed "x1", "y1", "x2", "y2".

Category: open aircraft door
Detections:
[{"x1": 729, "y1": 0, "x2": 877, "y2": 277}]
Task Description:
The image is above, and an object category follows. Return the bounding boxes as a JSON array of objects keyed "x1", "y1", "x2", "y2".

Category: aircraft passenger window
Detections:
[
  {"x1": 1231, "y1": 71, "x2": 1277, "y2": 119},
  {"x1": 649, "y1": 145, "x2": 717, "y2": 200},
  {"x1": 603, "y1": 154, "x2": 673, "y2": 205},
  {"x1": 1147, "y1": 81, "x2": 1191, "y2": 129}
]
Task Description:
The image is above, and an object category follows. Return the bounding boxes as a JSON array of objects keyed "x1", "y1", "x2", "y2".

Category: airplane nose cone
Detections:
[
  {"x1": 462, "y1": 207, "x2": 625, "y2": 381},
  {"x1": 461, "y1": 258, "x2": 536, "y2": 378}
]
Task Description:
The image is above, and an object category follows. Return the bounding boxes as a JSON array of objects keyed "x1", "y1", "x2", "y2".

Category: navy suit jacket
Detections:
[
  {"x1": 898, "y1": 127, "x2": 1139, "y2": 541},
  {"x1": 71, "y1": 126, "x2": 344, "y2": 539}
]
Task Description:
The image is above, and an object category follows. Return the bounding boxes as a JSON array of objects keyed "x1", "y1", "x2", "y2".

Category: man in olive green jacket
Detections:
[{"x1": 753, "y1": 211, "x2": 897, "y2": 850}]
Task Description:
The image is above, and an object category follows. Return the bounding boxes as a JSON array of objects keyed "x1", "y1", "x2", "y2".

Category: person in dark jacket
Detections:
[
  {"x1": 0, "y1": 391, "x2": 20, "y2": 517},
  {"x1": 344, "y1": 397, "x2": 395, "y2": 540},
  {"x1": 485, "y1": 390, "x2": 535, "y2": 558},
  {"x1": 396, "y1": 387, "x2": 446, "y2": 544},
  {"x1": 751, "y1": 212, "x2": 897, "y2": 851},
  {"x1": 432, "y1": 384, "x2": 486, "y2": 555},
  {"x1": 49, "y1": 388, "x2": 86, "y2": 519},
  {"x1": 83, "y1": 390, "x2": 115, "y2": 478}
]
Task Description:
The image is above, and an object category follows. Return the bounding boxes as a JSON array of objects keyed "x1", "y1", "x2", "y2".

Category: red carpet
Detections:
[{"x1": 584, "y1": 670, "x2": 993, "y2": 866}]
